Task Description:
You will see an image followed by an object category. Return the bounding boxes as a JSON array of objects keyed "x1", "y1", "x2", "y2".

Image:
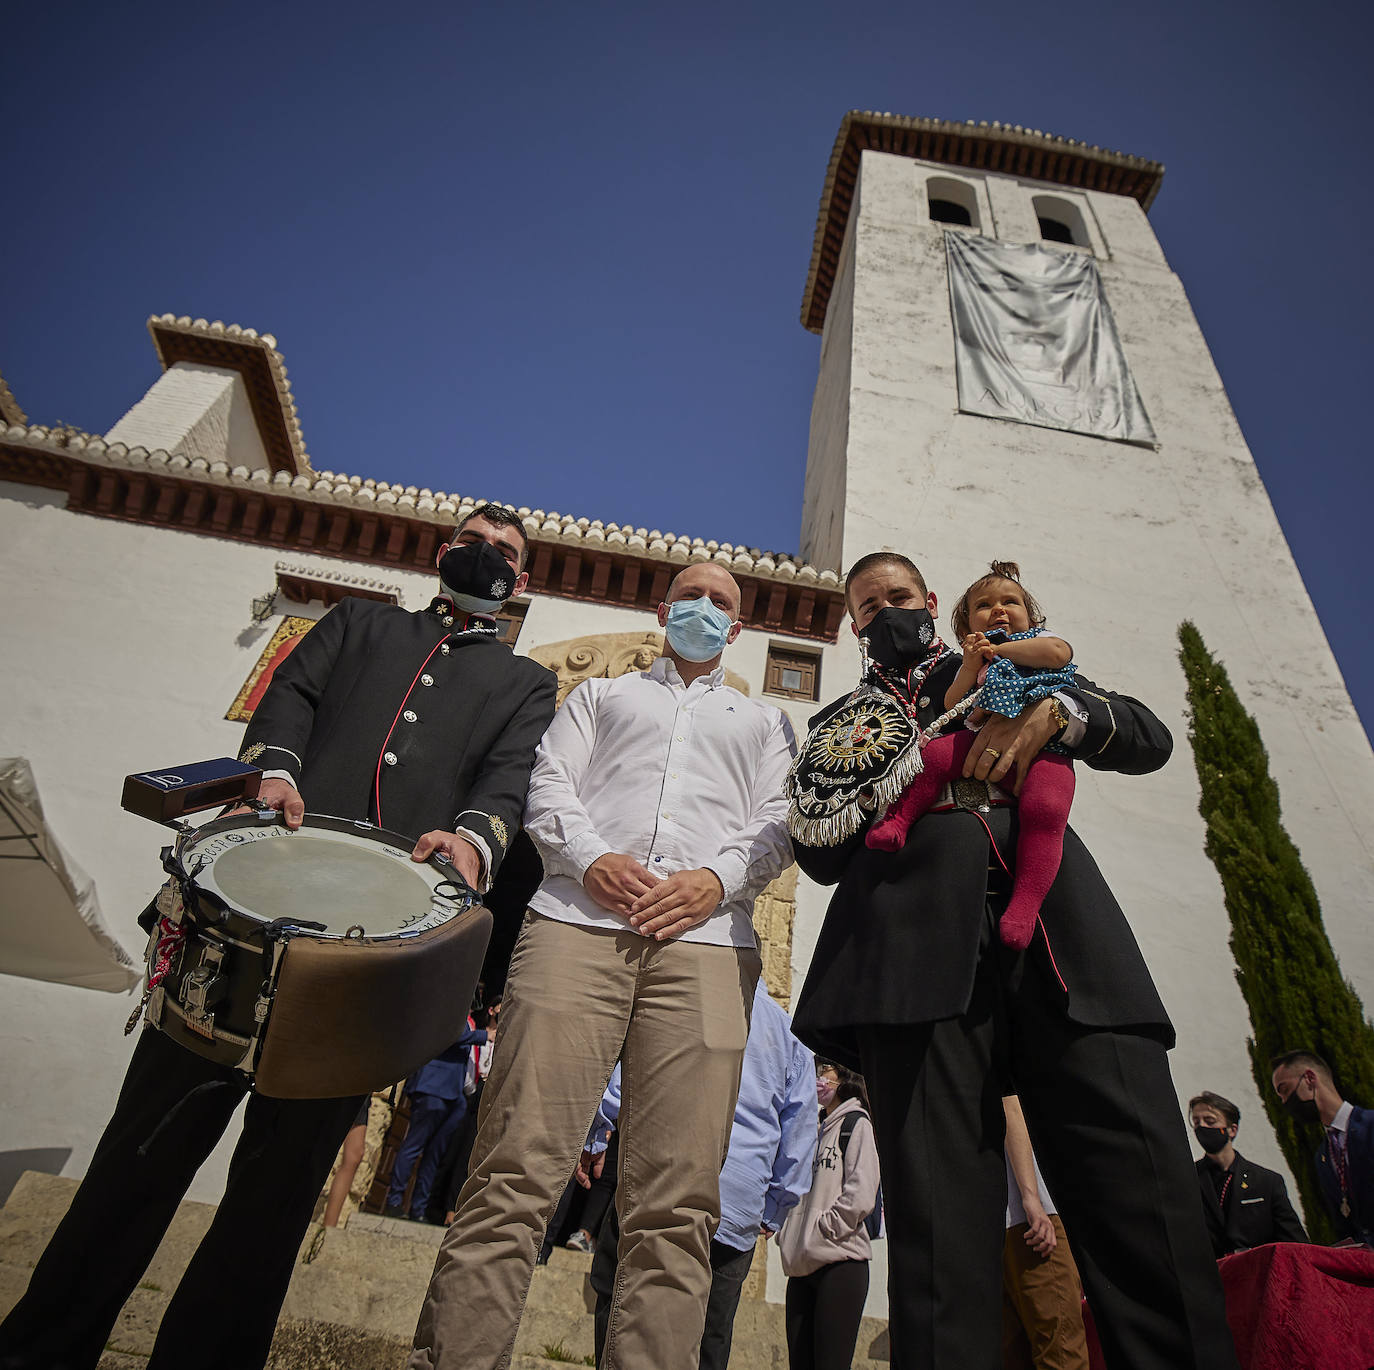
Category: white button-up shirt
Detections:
[{"x1": 523, "y1": 655, "x2": 797, "y2": 947}]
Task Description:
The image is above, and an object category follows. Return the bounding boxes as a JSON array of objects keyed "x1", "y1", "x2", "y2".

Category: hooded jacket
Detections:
[{"x1": 778, "y1": 1097, "x2": 880, "y2": 1276}]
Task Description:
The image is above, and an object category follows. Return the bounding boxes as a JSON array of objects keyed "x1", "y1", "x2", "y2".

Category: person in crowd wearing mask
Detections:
[
  {"x1": 1189, "y1": 1090, "x2": 1307, "y2": 1258},
  {"x1": 787, "y1": 551, "x2": 1238, "y2": 1370},
  {"x1": 1271, "y1": 1051, "x2": 1374, "y2": 1247},
  {"x1": 0, "y1": 505, "x2": 557, "y2": 1370},
  {"x1": 409, "y1": 563, "x2": 797, "y2": 1370},
  {"x1": 778, "y1": 1061, "x2": 880, "y2": 1370}
]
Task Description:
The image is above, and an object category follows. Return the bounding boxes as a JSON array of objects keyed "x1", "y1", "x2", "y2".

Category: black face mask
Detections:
[
  {"x1": 1281, "y1": 1090, "x2": 1321, "y2": 1126},
  {"x1": 1193, "y1": 1125, "x2": 1230, "y2": 1155},
  {"x1": 438, "y1": 541, "x2": 516, "y2": 613},
  {"x1": 859, "y1": 606, "x2": 938, "y2": 669}
]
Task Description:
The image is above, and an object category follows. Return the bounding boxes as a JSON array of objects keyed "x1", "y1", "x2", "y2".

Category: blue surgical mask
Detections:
[{"x1": 664, "y1": 597, "x2": 735, "y2": 662}]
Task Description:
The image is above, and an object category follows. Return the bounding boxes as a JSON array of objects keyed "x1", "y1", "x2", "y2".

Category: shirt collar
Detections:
[
  {"x1": 1330, "y1": 1100, "x2": 1354, "y2": 1135},
  {"x1": 429, "y1": 596, "x2": 500, "y2": 639},
  {"x1": 650, "y1": 655, "x2": 725, "y2": 690}
]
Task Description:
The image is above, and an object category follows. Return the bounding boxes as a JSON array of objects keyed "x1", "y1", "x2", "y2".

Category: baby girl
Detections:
[{"x1": 865, "y1": 561, "x2": 1077, "y2": 950}]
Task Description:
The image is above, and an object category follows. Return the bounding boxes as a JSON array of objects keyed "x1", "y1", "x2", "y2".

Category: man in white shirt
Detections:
[{"x1": 408, "y1": 563, "x2": 796, "y2": 1370}]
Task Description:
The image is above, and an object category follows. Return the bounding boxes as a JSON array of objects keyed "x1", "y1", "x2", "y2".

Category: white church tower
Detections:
[{"x1": 795, "y1": 112, "x2": 1374, "y2": 1173}]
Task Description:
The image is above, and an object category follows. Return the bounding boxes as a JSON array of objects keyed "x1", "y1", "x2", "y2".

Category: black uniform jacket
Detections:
[
  {"x1": 1315, "y1": 1105, "x2": 1374, "y2": 1246},
  {"x1": 239, "y1": 597, "x2": 557, "y2": 875},
  {"x1": 1195, "y1": 1151, "x2": 1309, "y2": 1258},
  {"x1": 791, "y1": 656, "x2": 1174, "y2": 1070}
]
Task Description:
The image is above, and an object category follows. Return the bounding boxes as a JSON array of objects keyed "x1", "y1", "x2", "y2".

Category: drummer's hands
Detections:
[
  {"x1": 628, "y1": 868, "x2": 724, "y2": 940},
  {"x1": 229, "y1": 777, "x2": 305, "y2": 829},
  {"x1": 584, "y1": 853, "x2": 656, "y2": 915},
  {"x1": 412, "y1": 831, "x2": 483, "y2": 892},
  {"x1": 962, "y1": 698, "x2": 1058, "y2": 796}
]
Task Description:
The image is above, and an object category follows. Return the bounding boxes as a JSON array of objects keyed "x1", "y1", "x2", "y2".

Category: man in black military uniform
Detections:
[
  {"x1": 790, "y1": 551, "x2": 1237, "y2": 1370},
  {"x1": 1189, "y1": 1090, "x2": 1308, "y2": 1258},
  {"x1": 0, "y1": 504, "x2": 557, "y2": 1370}
]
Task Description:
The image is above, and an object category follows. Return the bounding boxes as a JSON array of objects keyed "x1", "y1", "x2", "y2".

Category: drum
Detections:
[{"x1": 140, "y1": 810, "x2": 492, "y2": 1099}]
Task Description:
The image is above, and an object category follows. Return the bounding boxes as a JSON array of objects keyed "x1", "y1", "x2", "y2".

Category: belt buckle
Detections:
[{"x1": 951, "y1": 778, "x2": 992, "y2": 813}]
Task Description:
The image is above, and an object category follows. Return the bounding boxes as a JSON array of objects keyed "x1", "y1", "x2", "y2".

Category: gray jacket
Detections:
[{"x1": 778, "y1": 1097, "x2": 880, "y2": 1276}]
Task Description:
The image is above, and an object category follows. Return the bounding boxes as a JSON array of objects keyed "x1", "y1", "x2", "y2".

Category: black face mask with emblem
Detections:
[
  {"x1": 438, "y1": 541, "x2": 516, "y2": 614},
  {"x1": 859, "y1": 606, "x2": 938, "y2": 669}
]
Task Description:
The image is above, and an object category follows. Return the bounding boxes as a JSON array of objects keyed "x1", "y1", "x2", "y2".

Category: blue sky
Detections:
[{"x1": 4, "y1": 0, "x2": 1370, "y2": 732}]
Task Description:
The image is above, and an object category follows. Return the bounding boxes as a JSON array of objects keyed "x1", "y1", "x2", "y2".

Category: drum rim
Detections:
[
  {"x1": 181, "y1": 810, "x2": 467, "y2": 878},
  {"x1": 174, "y1": 810, "x2": 476, "y2": 937}
]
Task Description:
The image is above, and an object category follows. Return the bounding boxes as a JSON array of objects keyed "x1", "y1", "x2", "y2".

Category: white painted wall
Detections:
[
  {"x1": 106, "y1": 362, "x2": 271, "y2": 473},
  {"x1": 794, "y1": 148, "x2": 1374, "y2": 1264},
  {"x1": 0, "y1": 483, "x2": 850, "y2": 1212}
]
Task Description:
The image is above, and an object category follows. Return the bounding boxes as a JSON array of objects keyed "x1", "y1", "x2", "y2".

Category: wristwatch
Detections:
[{"x1": 1046, "y1": 695, "x2": 1071, "y2": 739}]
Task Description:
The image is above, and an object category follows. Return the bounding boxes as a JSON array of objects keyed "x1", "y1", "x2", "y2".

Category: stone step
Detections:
[{"x1": 1, "y1": 1172, "x2": 891, "y2": 1368}]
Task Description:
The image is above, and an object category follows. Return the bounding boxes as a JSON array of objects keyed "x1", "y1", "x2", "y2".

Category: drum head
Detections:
[{"x1": 177, "y1": 814, "x2": 466, "y2": 938}]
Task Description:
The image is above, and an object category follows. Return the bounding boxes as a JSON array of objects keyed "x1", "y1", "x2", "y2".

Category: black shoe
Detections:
[{"x1": 382, "y1": 1203, "x2": 406, "y2": 1219}]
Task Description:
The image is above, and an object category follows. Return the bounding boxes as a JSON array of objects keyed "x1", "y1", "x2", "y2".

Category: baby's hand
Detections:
[{"x1": 963, "y1": 632, "x2": 998, "y2": 663}]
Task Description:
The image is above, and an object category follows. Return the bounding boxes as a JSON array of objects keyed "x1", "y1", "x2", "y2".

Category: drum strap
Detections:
[
  {"x1": 136, "y1": 1080, "x2": 236, "y2": 1158},
  {"x1": 160, "y1": 844, "x2": 233, "y2": 928}
]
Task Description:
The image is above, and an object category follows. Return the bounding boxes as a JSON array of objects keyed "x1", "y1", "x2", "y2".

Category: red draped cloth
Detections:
[{"x1": 1083, "y1": 1243, "x2": 1374, "y2": 1369}]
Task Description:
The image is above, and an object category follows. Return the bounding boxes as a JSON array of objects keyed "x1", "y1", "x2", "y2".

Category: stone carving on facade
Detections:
[{"x1": 528, "y1": 630, "x2": 749, "y2": 704}]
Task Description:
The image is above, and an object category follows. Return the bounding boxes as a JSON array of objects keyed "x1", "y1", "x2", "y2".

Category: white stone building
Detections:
[
  {"x1": 795, "y1": 112, "x2": 1374, "y2": 1170},
  {"x1": 1, "y1": 112, "x2": 1370, "y2": 1320}
]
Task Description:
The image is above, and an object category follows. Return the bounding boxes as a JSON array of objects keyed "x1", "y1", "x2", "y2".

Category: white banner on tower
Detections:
[{"x1": 945, "y1": 232, "x2": 1157, "y2": 446}]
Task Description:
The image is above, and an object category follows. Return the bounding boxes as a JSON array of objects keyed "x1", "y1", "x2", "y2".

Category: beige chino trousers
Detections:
[{"x1": 408, "y1": 912, "x2": 760, "y2": 1370}]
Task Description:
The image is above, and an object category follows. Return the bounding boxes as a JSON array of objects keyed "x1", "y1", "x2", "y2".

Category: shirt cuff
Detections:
[
  {"x1": 568, "y1": 836, "x2": 615, "y2": 884},
  {"x1": 260, "y1": 768, "x2": 296, "y2": 786},
  {"x1": 1053, "y1": 690, "x2": 1088, "y2": 750},
  {"x1": 451, "y1": 827, "x2": 492, "y2": 894},
  {"x1": 702, "y1": 856, "x2": 743, "y2": 907}
]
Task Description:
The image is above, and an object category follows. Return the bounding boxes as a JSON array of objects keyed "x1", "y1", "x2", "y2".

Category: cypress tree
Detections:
[{"x1": 1178, "y1": 620, "x2": 1374, "y2": 1241}]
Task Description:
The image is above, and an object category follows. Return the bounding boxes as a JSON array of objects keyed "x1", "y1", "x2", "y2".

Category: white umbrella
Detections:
[{"x1": 0, "y1": 757, "x2": 139, "y2": 993}]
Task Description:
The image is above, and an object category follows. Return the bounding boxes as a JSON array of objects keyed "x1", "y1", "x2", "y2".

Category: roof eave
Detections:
[{"x1": 801, "y1": 111, "x2": 1166, "y2": 334}]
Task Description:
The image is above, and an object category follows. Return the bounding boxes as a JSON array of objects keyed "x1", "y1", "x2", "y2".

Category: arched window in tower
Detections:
[
  {"x1": 1032, "y1": 194, "x2": 1091, "y2": 250},
  {"x1": 927, "y1": 177, "x2": 980, "y2": 231}
]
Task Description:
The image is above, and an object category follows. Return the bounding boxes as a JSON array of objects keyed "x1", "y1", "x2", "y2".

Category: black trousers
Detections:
[
  {"x1": 589, "y1": 1201, "x2": 755, "y2": 1370},
  {"x1": 0, "y1": 1028, "x2": 362, "y2": 1370},
  {"x1": 784, "y1": 1260, "x2": 870, "y2": 1370},
  {"x1": 434, "y1": 1077, "x2": 484, "y2": 1218},
  {"x1": 541, "y1": 1132, "x2": 619, "y2": 1261},
  {"x1": 855, "y1": 907, "x2": 1238, "y2": 1370}
]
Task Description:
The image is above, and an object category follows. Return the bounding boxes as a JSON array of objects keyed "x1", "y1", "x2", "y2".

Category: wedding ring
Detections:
[{"x1": 985, "y1": 748, "x2": 1001, "y2": 760}]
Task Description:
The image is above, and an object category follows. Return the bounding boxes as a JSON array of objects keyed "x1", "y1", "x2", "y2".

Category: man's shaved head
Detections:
[{"x1": 666, "y1": 563, "x2": 742, "y2": 620}]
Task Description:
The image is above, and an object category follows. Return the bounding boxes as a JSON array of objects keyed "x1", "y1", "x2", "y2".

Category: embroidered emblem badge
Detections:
[
  {"x1": 240, "y1": 742, "x2": 266, "y2": 765},
  {"x1": 489, "y1": 814, "x2": 509, "y2": 849},
  {"x1": 490, "y1": 578, "x2": 509, "y2": 599}
]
